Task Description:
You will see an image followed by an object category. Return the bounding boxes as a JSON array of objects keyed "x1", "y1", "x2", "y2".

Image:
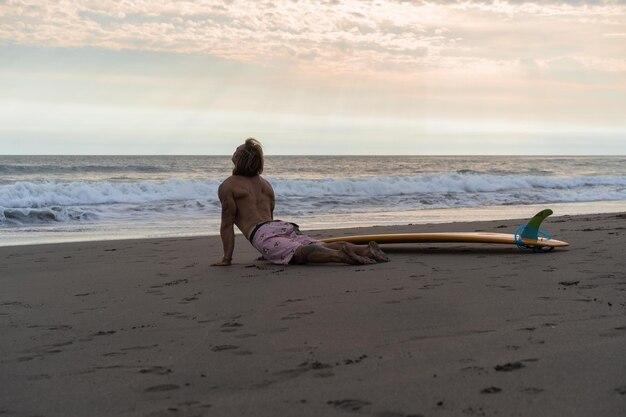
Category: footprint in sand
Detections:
[
  {"x1": 281, "y1": 311, "x2": 315, "y2": 320},
  {"x1": 162, "y1": 312, "x2": 189, "y2": 319},
  {"x1": 481, "y1": 386, "x2": 502, "y2": 394},
  {"x1": 494, "y1": 362, "x2": 525, "y2": 371},
  {"x1": 179, "y1": 293, "x2": 201, "y2": 303},
  {"x1": 139, "y1": 366, "x2": 172, "y2": 375},
  {"x1": 327, "y1": 399, "x2": 371, "y2": 412},
  {"x1": 341, "y1": 355, "x2": 368, "y2": 365},
  {"x1": 74, "y1": 292, "x2": 95, "y2": 297},
  {"x1": 145, "y1": 384, "x2": 179, "y2": 392},
  {"x1": 92, "y1": 330, "x2": 116, "y2": 336},
  {"x1": 163, "y1": 278, "x2": 188, "y2": 286},
  {"x1": 277, "y1": 298, "x2": 307, "y2": 307},
  {"x1": 2, "y1": 301, "x2": 32, "y2": 309},
  {"x1": 221, "y1": 321, "x2": 243, "y2": 328},
  {"x1": 121, "y1": 344, "x2": 158, "y2": 351},
  {"x1": 558, "y1": 280, "x2": 580, "y2": 286},
  {"x1": 211, "y1": 345, "x2": 239, "y2": 352},
  {"x1": 273, "y1": 360, "x2": 332, "y2": 380}
]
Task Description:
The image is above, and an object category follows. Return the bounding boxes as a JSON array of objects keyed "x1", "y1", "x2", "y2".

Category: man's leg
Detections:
[
  {"x1": 322, "y1": 241, "x2": 390, "y2": 262},
  {"x1": 291, "y1": 244, "x2": 376, "y2": 265}
]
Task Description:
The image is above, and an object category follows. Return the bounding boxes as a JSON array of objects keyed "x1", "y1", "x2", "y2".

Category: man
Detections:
[{"x1": 211, "y1": 138, "x2": 390, "y2": 266}]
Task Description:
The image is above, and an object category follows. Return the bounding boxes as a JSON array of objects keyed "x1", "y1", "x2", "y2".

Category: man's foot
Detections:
[
  {"x1": 341, "y1": 245, "x2": 376, "y2": 265},
  {"x1": 368, "y1": 241, "x2": 390, "y2": 262}
]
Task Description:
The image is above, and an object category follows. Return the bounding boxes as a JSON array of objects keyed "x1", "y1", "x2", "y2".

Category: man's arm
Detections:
[{"x1": 212, "y1": 183, "x2": 237, "y2": 266}]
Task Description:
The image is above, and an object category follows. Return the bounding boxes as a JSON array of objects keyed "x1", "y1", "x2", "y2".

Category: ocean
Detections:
[{"x1": 1, "y1": 155, "x2": 625, "y2": 246}]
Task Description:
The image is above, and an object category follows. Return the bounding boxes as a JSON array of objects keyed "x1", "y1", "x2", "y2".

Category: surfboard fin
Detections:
[{"x1": 520, "y1": 209, "x2": 553, "y2": 240}]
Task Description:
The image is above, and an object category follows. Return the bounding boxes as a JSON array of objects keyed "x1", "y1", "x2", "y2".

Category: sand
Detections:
[{"x1": 1, "y1": 212, "x2": 625, "y2": 417}]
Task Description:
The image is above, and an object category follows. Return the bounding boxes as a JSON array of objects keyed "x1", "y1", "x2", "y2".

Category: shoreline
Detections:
[
  {"x1": 1, "y1": 200, "x2": 625, "y2": 248},
  {"x1": 1, "y1": 211, "x2": 625, "y2": 416}
]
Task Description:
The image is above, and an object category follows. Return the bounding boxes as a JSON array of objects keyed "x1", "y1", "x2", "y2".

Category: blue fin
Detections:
[{"x1": 520, "y1": 209, "x2": 553, "y2": 240}]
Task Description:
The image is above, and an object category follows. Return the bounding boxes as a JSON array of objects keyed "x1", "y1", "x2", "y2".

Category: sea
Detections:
[{"x1": 1, "y1": 155, "x2": 625, "y2": 246}]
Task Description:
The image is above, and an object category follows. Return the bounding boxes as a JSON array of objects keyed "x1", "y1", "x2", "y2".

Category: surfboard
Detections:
[{"x1": 320, "y1": 209, "x2": 569, "y2": 251}]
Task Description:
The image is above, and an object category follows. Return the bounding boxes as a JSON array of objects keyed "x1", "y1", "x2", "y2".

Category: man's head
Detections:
[{"x1": 232, "y1": 138, "x2": 264, "y2": 176}]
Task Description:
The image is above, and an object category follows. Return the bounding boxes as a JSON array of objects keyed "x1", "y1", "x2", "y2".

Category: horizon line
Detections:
[{"x1": 1, "y1": 154, "x2": 625, "y2": 157}]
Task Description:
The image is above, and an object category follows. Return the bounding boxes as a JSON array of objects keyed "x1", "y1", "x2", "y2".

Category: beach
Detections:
[{"x1": 1, "y1": 212, "x2": 625, "y2": 416}]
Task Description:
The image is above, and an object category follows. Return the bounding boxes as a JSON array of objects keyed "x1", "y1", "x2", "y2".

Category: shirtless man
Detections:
[{"x1": 211, "y1": 138, "x2": 390, "y2": 266}]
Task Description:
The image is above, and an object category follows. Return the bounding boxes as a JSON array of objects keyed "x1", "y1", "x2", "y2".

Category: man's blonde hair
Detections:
[{"x1": 233, "y1": 138, "x2": 264, "y2": 176}]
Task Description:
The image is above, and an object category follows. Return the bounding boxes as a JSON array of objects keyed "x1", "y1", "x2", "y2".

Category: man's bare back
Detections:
[{"x1": 218, "y1": 174, "x2": 275, "y2": 239}]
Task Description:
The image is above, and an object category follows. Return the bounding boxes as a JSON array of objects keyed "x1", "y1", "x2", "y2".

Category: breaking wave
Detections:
[{"x1": 1, "y1": 173, "x2": 625, "y2": 226}]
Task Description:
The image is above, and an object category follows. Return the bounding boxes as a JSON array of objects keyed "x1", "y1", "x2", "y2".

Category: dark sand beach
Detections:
[{"x1": 1, "y1": 212, "x2": 625, "y2": 417}]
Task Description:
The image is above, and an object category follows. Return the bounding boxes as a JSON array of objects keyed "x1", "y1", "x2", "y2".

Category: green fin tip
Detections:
[{"x1": 520, "y1": 209, "x2": 553, "y2": 240}]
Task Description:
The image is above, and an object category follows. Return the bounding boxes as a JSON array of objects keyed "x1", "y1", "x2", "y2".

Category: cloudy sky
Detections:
[{"x1": 1, "y1": 0, "x2": 625, "y2": 154}]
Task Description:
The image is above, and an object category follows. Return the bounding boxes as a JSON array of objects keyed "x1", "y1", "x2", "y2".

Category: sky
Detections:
[{"x1": 0, "y1": 0, "x2": 625, "y2": 155}]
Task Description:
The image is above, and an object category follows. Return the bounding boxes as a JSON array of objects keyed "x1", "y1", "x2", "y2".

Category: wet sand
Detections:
[{"x1": 1, "y1": 212, "x2": 625, "y2": 417}]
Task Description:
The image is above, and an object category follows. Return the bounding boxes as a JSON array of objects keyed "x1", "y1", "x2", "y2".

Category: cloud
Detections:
[
  {"x1": 390, "y1": 0, "x2": 625, "y2": 4},
  {"x1": 0, "y1": 0, "x2": 624, "y2": 79},
  {"x1": 518, "y1": 57, "x2": 540, "y2": 76}
]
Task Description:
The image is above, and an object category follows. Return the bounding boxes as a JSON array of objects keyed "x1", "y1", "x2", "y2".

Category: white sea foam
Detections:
[
  {"x1": 271, "y1": 173, "x2": 626, "y2": 196},
  {"x1": 0, "y1": 179, "x2": 222, "y2": 208},
  {"x1": 1, "y1": 173, "x2": 625, "y2": 226}
]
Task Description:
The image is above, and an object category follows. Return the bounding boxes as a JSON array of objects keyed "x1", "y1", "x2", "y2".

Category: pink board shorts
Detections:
[{"x1": 250, "y1": 221, "x2": 322, "y2": 265}]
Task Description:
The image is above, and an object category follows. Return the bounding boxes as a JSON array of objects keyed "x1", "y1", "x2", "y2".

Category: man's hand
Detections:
[{"x1": 211, "y1": 257, "x2": 232, "y2": 267}]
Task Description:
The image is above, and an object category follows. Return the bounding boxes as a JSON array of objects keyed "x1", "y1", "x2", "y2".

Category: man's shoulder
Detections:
[
  {"x1": 220, "y1": 175, "x2": 244, "y2": 186},
  {"x1": 223, "y1": 174, "x2": 268, "y2": 182},
  {"x1": 218, "y1": 176, "x2": 238, "y2": 194},
  {"x1": 259, "y1": 176, "x2": 273, "y2": 190},
  {"x1": 219, "y1": 175, "x2": 256, "y2": 190},
  {"x1": 221, "y1": 174, "x2": 271, "y2": 186}
]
